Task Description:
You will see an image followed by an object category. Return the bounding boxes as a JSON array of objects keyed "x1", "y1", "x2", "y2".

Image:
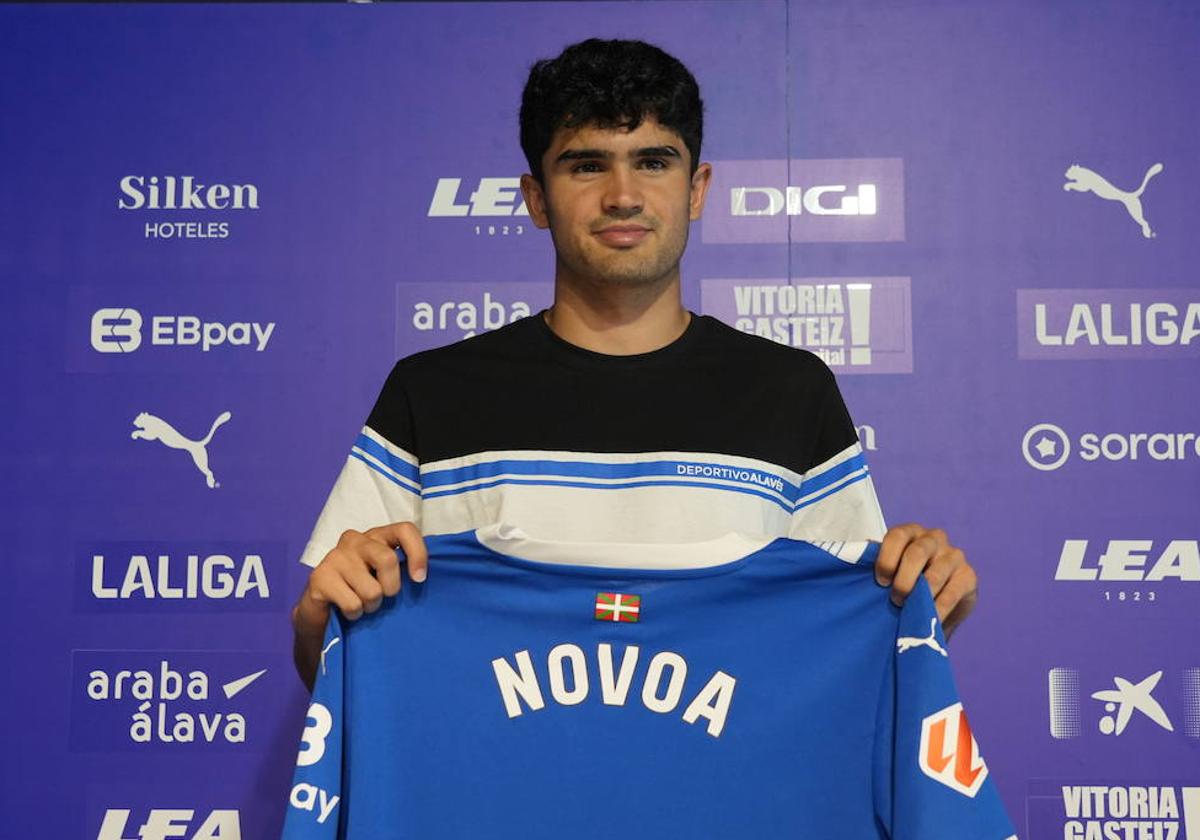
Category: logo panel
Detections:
[
  {"x1": 70, "y1": 650, "x2": 286, "y2": 752},
  {"x1": 701, "y1": 158, "x2": 905, "y2": 243},
  {"x1": 1022, "y1": 422, "x2": 1200, "y2": 470},
  {"x1": 394, "y1": 282, "x2": 552, "y2": 352},
  {"x1": 1018, "y1": 289, "x2": 1200, "y2": 360},
  {"x1": 1026, "y1": 780, "x2": 1200, "y2": 840},
  {"x1": 701, "y1": 277, "x2": 912, "y2": 374}
]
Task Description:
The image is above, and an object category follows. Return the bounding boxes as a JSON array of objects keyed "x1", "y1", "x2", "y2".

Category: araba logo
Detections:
[
  {"x1": 428, "y1": 178, "x2": 529, "y2": 217},
  {"x1": 96, "y1": 809, "x2": 240, "y2": 840},
  {"x1": 118, "y1": 176, "x2": 258, "y2": 210},
  {"x1": 409, "y1": 292, "x2": 533, "y2": 338},
  {"x1": 91, "y1": 552, "x2": 270, "y2": 600},
  {"x1": 730, "y1": 183, "x2": 877, "y2": 216},
  {"x1": 91, "y1": 308, "x2": 276, "y2": 353},
  {"x1": 1023, "y1": 422, "x2": 1200, "y2": 470},
  {"x1": 85, "y1": 661, "x2": 265, "y2": 745},
  {"x1": 1055, "y1": 540, "x2": 1200, "y2": 582},
  {"x1": 919, "y1": 702, "x2": 988, "y2": 797}
]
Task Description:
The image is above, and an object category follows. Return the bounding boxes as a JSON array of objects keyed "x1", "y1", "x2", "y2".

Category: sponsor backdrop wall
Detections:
[{"x1": 2, "y1": 1, "x2": 1197, "y2": 837}]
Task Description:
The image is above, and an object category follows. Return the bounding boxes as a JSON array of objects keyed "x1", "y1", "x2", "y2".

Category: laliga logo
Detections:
[{"x1": 919, "y1": 702, "x2": 988, "y2": 797}]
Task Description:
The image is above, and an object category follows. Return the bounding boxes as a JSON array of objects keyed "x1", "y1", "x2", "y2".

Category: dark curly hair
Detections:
[{"x1": 519, "y1": 38, "x2": 704, "y2": 184}]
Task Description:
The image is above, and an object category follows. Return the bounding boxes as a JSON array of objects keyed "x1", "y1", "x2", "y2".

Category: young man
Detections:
[{"x1": 290, "y1": 39, "x2": 977, "y2": 690}]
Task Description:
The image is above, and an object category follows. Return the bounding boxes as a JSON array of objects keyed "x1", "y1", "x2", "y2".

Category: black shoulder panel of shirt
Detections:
[{"x1": 365, "y1": 310, "x2": 859, "y2": 476}]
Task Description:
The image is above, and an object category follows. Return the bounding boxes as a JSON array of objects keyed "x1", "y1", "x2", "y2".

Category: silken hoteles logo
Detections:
[
  {"x1": 96, "y1": 809, "x2": 241, "y2": 840},
  {"x1": 118, "y1": 175, "x2": 258, "y2": 240},
  {"x1": 394, "y1": 283, "x2": 551, "y2": 351},
  {"x1": 1048, "y1": 667, "x2": 1200, "y2": 740},
  {"x1": 1021, "y1": 422, "x2": 1200, "y2": 471},
  {"x1": 1063, "y1": 162, "x2": 1163, "y2": 239},
  {"x1": 1026, "y1": 782, "x2": 1200, "y2": 840},
  {"x1": 69, "y1": 650, "x2": 285, "y2": 751},
  {"x1": 1016, "y1": 289, "x2": 1200, "y2": 360},
  {"x1": 91, "y1": 308, "x2": 277, "y2": 354},
  {"x1": 76, "y1": 541, "x2": 284, "y2": 613},
  {"x1": 699, "y1": 277, "x2": 913, "y2": 374},
  {"x1": 131, "y1": 410, "x2": 231, "y2": 489},
  {"x1": 700, "y1": 158, "x2": 904, "y2": 244}
]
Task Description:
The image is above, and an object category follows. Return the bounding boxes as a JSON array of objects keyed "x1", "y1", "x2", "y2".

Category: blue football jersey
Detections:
[{"x1": 282, "y1": 526, "x2": 1016, "y2": 839}]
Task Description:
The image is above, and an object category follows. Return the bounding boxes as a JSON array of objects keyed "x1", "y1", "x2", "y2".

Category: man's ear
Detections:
[
  {"x1": 520, "y1": 174, "x2": 550, "y2": 229},
  {"x1": 689, "y1": 162, "x2": 713, "y2": 222}
]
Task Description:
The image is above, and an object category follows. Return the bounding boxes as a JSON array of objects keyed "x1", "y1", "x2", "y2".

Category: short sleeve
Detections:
[
  {"x1": 873, "y1": 579, "x2": 1018, "y2": 840},
  {"x1": 789, "y1": 363, "x2": 886, "y2": 542},
  {"x1": 299, "y1": 363, "x2": 423, "y2": 568},
  {"x1": 281, "y1": 611, "x2": 347, "y2": 839}
]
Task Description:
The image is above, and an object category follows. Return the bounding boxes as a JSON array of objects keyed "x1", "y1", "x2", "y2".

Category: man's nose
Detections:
[{"x1": 602, "y1": 164, "x2": 644, "y2": 216}]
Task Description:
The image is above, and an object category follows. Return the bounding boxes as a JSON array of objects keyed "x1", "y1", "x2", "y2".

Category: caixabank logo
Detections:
[
  {"x1": 70, "y1": 650, "x2": 287, "y2": 751},
  {"x1": 394, "y1": 281, "x2": 552, "y2": 352},
  {"x1": 700, "y1": 277, "x2": 913, "y2": 374},
  {"x1": 1048, "y1": 667, "x2": 1200, "y2": 741},
  {"x1": 73, "y1": 541, "x2": 284, "y2": 613},
  {"x1": 700, "y1": 158, "x2": 904, "y2": 243},
  {"x1": 1027, "y1": 781, "x2": 1200, "y2": 840}
]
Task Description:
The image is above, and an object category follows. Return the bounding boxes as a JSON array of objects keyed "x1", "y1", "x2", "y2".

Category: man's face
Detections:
[{"x1": 521, "y1": 117, "x2": 712, "y2": 290}]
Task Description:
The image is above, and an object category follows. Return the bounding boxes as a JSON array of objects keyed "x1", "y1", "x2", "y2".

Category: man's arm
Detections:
[{"x1": 292, "y1": 523, "x2": 428, "y2": 692}]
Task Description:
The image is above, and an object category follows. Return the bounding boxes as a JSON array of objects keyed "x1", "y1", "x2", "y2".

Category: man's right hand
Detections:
[{"x1": 291, "y1": 522, "x2": 428, "y2": 690}]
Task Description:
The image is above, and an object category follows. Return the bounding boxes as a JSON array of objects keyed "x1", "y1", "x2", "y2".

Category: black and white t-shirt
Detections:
[{"x1": 299, "y1": 309, "x2": 884, "y2": 568}]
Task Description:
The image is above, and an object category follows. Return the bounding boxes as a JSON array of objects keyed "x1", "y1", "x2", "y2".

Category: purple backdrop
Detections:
[{"x1": 3, "y1": 1, "x2": 1198, "y2": 837}]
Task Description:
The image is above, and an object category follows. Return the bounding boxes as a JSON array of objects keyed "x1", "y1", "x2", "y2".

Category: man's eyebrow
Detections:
[{"x1": 554, "y1": 145, "x2": 682, "y2": 164}]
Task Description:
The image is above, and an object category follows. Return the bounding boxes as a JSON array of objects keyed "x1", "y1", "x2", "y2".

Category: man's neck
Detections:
[{"x1": 543, "y1": 287, "x2": 692, "y2": 356}]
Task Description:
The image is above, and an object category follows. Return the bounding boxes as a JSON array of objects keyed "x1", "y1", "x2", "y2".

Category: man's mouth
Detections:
[{"x1": 594, "y1": 225, "x2": 650, "y2": 246}]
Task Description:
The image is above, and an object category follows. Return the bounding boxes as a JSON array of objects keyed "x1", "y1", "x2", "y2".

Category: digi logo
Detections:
[
  {"x1": 919, "y1": 702, "x2": 988, "y2": 798},
  {"x1": 92, "y1": 308, "x2": 143, "y2": 353}
]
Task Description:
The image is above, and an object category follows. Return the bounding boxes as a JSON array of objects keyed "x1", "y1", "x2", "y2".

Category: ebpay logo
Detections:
[
  {"x1": 1022, "y1": 423, "x2": 1200, "y2": 471},
  {"x1": 91, "y1": 308, "x2": 275, "y2": 353}
]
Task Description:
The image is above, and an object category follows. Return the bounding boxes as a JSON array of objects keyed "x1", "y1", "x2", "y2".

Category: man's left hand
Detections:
[{"x1": 874, "y1": 523, "x2": 978, "y2": 639}]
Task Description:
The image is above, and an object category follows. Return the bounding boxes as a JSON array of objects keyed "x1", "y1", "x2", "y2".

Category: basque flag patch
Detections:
[{"x1": 594, "y1": 592, "x2": 641, "y2": 623}]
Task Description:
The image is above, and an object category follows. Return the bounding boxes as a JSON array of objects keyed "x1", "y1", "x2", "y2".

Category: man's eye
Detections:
[
  {"x1": 640, "y1": 158, "x2": 668, "y2": 171},
  {"x1": 572, "y1": 162, "x2": 602, "y2": 173}
]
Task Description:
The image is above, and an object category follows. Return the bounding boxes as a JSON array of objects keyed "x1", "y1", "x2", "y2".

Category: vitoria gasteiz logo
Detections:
[
  {"x1": 701, "y1": 158, "x2": 904, "y2": 243},
  {"x1": 1027, "y1": 782, "x2": 1200, "y2": 840},
  {"x1": 1022, "y1": 422, "x2": 1200, "y2": 471},
  {"x1": 701, "y1": 277, "x2": 913, "y2": 374}
]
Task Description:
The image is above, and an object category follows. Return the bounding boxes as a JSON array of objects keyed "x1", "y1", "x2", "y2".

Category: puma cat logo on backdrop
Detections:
[
  {"x1": 131, "y1": 410, "x2": 232, "y2": 488},
  {"x1": 1063, "y1": 162, "x2": 1163, "y2": 238}
]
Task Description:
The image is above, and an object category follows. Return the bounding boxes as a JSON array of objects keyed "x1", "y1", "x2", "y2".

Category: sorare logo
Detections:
[{"x1": 1022, "y1": 423, "x2": 1200, "y2": 471}]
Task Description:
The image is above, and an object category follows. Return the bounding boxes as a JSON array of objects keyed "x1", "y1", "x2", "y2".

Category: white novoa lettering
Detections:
[
  {"x1": 490, "y1": 643, "x2": 737, "y2": 737},
  {"x1": 91, "y1": 554, "x2": 270, "y2": 599},
  {"x1": 1055, "y1": 540, "x2": 1200, "y2": 581}
]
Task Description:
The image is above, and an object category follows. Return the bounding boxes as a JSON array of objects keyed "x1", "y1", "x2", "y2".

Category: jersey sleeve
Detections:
[
  {"x1": 872, "y1": 575, "x2": 1017, "y2": 840},
  {"x1": 281, "y1": 611, "x2": 346, "y2": 839},
  {"x1": 788, "y1": 363, "x2": 886, "y2": 542},
  {"x1": 299, "y1": 362, "x2": 423, "y2": 568}
]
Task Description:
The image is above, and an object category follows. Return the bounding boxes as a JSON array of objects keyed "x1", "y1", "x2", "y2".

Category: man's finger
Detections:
[
  {"x1": 360, "y1": 538, "x2": 402, "y2": 598},
  {"x1": 888, "y1": 534, "x2": 939, "y2": 606},
  {"x1": 876, "y1": 523, "x2": 924, "y2": 586},
  {"x1": 314, "y1": 571, "x2": 365, "y2": 622},
  {"x1": 344, "y1": 562, "x2": 385, "y2": 614},
  {"x1": 921, "y1": 546, "x2": 965, "y2": 599},
  {"x1": 934, "y1": 564, "x2": 979, "y2": 637},
  {"x1": 365, "y1": 522, "x2": 430, "y2": 583}
]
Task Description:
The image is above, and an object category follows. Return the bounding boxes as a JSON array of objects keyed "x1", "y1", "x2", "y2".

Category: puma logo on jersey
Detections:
[
  {"x1": 131, "y1": 410, "x2": 231, "y2": 488},
  {"x1": 491, "y1": 642, "x2": 736, "y2": 737},
  {"x1": 1064, "y1": 162, "x2": 1163, "y2": 239},
  {"x1": 896, "y1": 617, "x2": 948, "y2": 657}
]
